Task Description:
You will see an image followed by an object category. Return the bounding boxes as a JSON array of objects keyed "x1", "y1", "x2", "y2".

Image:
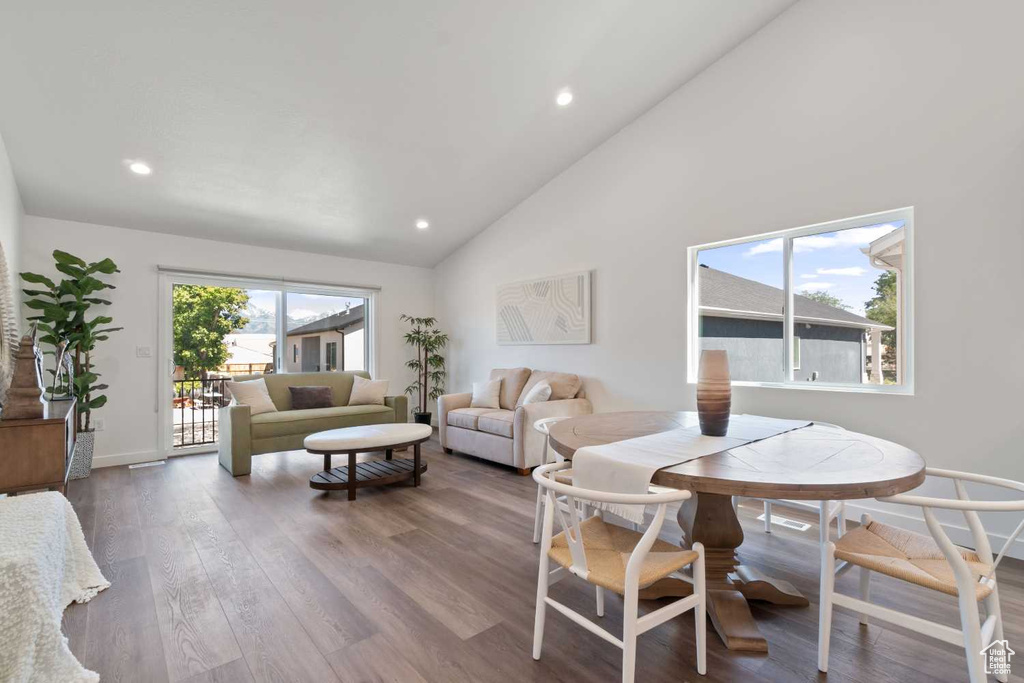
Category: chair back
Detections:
[
  {"x1": 533, "y1": 462, "x2": 690, "y2": 583},
  {"x1": 877, "y1": 468, "x2": 1024, "y2": 583},
  {"x1": 534, "y1": 416, "x2": 570, "y2": 465}
]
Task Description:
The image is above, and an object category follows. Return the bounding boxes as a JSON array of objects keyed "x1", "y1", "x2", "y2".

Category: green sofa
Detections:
[{"x1": 218, "y1": 371, "x2": 408, "y2": 476}]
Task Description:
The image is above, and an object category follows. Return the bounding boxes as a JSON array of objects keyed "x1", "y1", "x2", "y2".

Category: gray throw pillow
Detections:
[{"x1": 288, "y1": 386, "x2": 333, "y2": 410}]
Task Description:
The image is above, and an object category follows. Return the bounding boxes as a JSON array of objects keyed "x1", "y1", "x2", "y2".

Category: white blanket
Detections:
[
  {"x1": 572, "y1": 414, "x2": 811, "y2": 524},
  {"x1": 0, "y1": 492, "x2": 110, "y2": 683}
]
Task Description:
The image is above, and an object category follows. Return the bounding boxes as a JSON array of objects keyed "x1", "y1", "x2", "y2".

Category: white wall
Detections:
[
  {"x1": 21, "y1": 215, "x2": 434, "y2": 467},
  {"x1": 0, "y1": 132, "x2": 23, "y2": 320},
  {"x1": 436, "y1": 0, "x2": 1024, "y2": 551}
]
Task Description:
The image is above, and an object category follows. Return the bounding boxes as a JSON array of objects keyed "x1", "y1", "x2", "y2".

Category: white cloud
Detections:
[
  {"x1": 817, "y1": 266, "x2": 867, "y2": 276},
  {"x1": 744, "y1": 238, "x2": 782, "y2": 256},
  {"x1": 743, "y1": 224, "x2": 898, "y2": 257},
  {"x1": 800, "y1": 273, "x2": 818, "y2": 279},
  {"x1": 796, "y1": 281, "x2": 836, "y2": 292}
]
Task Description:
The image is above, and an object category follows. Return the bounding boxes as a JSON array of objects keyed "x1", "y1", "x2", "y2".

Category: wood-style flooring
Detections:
[{"x1": 61, "y1": 436, "x2": 1024, "y2": 682}]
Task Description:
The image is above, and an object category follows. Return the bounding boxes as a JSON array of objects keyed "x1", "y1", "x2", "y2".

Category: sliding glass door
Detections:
[
  {"x1": 283, "y1": 291, "x2": 369, "y2": 373},
  {"x1": 158, "y1": 271, "x2": 376, "y2": 456}
]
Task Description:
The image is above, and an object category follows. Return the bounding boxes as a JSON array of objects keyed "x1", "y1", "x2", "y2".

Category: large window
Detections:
[
  {"x1": 158, "y1": 270, "x2": 378, "y2": 455},
  {"x1": 688, "y1": 208, "x2": 913, "y2": 393}
]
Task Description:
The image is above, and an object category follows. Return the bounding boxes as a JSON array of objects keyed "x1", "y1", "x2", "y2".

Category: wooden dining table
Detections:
[{"x1": 548, "y1": 411, "x2": 926, "y2": 653}]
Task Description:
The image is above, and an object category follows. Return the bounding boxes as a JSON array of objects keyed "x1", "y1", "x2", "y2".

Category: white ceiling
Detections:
[{"x1": 0, "y1": 0, "x2": 794, "y2": 267}]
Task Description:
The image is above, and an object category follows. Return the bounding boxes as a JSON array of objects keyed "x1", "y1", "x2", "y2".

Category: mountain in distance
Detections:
[{"x1": 239, "y1": 304, "x2": 341, "y2": 334}]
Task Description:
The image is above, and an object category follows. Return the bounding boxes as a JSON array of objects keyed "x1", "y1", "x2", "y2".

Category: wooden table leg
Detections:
[
  {"x1": 348, "y1": 452, "x2": 357, "y2": 501},
  {"x1": 413, "y1": 443, "x2": 421, "y2": 486},
  {"x1": 641, "y1": 492, "x2": 808, "y2": 652},
  {"x1": 385, "y1": 448, "x2": 393, "y2": 461},
  {"x1": 323, "y1": 453, "x2": 332, "y2": 471}
]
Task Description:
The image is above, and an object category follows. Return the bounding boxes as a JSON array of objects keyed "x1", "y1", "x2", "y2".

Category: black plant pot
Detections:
[{"x1": 413, "y1": 412, "x2": 432, "y2": 426}]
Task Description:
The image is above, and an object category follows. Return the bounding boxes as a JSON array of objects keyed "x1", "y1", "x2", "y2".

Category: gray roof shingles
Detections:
[
  {"x1": 698, "y1": 265, "x2": 883, "y2": 328},
  {"x1": 286, "y1": 304, "x2": 365, "y2": 336}
]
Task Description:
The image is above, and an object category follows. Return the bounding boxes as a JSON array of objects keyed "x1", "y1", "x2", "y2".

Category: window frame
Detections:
[{"x1": 686, "y1": 207, "x2": 914, "y2": 395}]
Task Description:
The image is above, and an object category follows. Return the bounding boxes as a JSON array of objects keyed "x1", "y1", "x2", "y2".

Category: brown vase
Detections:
[{"x1": 697, "y1": 350, "x2": 731, "y2": 436}]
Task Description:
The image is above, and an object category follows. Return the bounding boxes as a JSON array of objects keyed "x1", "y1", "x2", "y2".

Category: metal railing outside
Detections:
[{"x1": 173, "y1": 377, "x2": 230, "y2": 448}]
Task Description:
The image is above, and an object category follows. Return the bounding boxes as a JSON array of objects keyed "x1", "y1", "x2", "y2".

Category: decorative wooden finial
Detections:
[{"x1": 1, "y1": 333, "x2": 45, "y2": 420}]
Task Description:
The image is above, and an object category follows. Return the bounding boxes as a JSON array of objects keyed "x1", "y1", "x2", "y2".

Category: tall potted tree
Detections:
[
  {"x1": 401, "y1": 315, "x2": 448, "y2": 425},
  {"x1": 21, "y1": 250, "x2": 122, "y2": 478}
]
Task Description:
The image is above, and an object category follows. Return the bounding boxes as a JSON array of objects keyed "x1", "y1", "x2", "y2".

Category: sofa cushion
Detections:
[
  {"x1": 250, "y1": 404, "x2": 393, "y2": 440},
  {"x1": 489, "y1": 367, "x2": 531, "y2": 410},
  {"x1": 447, "y1": 407, "x2": 493, "y2": 431},
  {"x1": 470, "y1": 379, "x2": 501, "y2": 409},
  {"x1": 349, "y1": 376, "x2": 389, "y2": 406},
  {"x1": 517, "y1": 370, "x2": 582, "y2": 407},
  {"x1": 233, "y1": 371, "x2": 371, "y2": 410},
  {"x1": 226, "y1": 378, "x2": 278, "y2": 415},
  {"x1": 288, "y1": 386, "x2": 333, "y2": 410},
  {"x1": 478, "y1": 410, "x2": 514, "y2": 438}
]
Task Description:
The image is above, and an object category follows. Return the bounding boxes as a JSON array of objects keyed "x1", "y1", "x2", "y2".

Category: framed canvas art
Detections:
[{"x1": 496, "y1": 271, "x2": 591, "y2": 345}]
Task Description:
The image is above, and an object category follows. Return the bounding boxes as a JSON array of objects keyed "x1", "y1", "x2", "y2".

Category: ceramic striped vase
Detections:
[{"x1": 697, "y1": 350, "x2": 731, "y2": 437}]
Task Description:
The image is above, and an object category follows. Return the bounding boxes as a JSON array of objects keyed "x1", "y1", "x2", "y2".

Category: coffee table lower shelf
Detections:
[{"x1": 309, "y1": 457, "x2": 426, "y2": 500}]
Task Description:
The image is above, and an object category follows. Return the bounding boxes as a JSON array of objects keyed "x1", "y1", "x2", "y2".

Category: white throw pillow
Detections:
[
  {"x1": 349, "y1": 375, "x2": 389, "y2": 406},
  {"x1": 226, "y1": 378, "x2": 278, "y2": 415},
  {"x1": 470, "y1": 379, "x2": 502, "y2": 409},
  {"x1": 521, "y1": 380, "x2": 552, "y2": 405}
]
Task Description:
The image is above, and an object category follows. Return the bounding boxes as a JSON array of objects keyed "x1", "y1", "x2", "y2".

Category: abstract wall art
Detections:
[{"x1": 496, "y1": 271, "x2": 591, "y2": 345}]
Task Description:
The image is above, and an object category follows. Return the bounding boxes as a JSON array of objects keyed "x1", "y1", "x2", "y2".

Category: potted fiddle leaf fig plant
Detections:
[
  {"x1": 21, "y1": 250, "x2": 122, "y2": 478},
  {"x1": 401, "y1": 315, "x2": 448, "y2": 426}
]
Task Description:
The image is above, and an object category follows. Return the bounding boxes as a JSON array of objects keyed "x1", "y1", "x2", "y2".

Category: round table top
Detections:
[
  {"x1": 548, "y1": 411, "x2": 926, "y2": 500},
  {"x1": 304, "y1": 423, "x2": 432, "y2": 452}
]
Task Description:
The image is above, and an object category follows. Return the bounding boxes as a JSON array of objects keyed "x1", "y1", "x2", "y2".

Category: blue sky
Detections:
[{"x1": 698, "y1": 221, "x2": 903, "y2": 316}]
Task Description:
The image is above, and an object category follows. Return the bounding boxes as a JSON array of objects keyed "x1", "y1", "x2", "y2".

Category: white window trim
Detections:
[
  {"x1": 156, "y1": 268, "x2": 380, "y2": 456},
  {"x1": 686, "y1": 207, "x2": 914, "y2": 395}
]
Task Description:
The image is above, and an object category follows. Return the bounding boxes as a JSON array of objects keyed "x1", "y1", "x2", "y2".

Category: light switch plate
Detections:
[{"x1": 136, "y1": 345, "x2": 152, "y2": 358}]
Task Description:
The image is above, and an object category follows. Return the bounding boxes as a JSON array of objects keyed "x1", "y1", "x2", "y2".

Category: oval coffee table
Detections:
[
  {"x1": 305, "y1": 423, "x2": 432, "y2": 501},
  {"x1": 548, "y1": 411, "x2": 926, "y2": 653}
]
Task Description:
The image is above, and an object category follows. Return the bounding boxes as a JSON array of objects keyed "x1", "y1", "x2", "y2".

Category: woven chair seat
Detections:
[
  {"x1": 548, "y1": 516, "x2": 698, "y2": 595},
  {"x1": 834, "y1": 521, "x2": 993, "y2": 600},
  {"x1": 553, "y1": 469, "x2": 574, "y2": 485}
]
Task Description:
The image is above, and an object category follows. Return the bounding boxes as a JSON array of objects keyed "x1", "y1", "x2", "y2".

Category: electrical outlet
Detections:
[
  {"x1": 93, "y1": 418, "x2": 105, "y2": 431},
  {"x1": 136, "y1": 345, "x2": 152, "y2": 358}
]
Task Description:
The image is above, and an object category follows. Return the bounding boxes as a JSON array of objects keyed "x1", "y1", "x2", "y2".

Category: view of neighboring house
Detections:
[
  {"x1": 220, "y1": 333, "x2": 275, "y2": 375},
  {"x1": 283, "y1": 304, "x2": 365, "y2": 373},
  {"x1": 698, "y1": 265, "x2": 892, "y2": 384}
]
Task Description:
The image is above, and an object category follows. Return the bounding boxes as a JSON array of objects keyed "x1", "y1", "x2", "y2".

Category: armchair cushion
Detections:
[
  {"x1": 516, "y1": 371, "x2": 582, "y2": 407},
  {"x1": 488, "y1": 367, "x2": 531, "y2": 410},
  {"x1": 478, "y1": 410, "x2": 515, "y2": 438},
  {"x1": 447, "y1": 407, "x2": 492, "y2": 431}
]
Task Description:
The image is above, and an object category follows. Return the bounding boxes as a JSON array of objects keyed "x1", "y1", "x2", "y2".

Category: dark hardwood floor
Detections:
[{"x1": 61, "y1": 436, "x2": 1024, "y2": 682}]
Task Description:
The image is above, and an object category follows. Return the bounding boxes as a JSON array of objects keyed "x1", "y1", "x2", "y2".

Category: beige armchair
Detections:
[{"x1": 438, "y1": 368, "x2": 592, "y2": 473}]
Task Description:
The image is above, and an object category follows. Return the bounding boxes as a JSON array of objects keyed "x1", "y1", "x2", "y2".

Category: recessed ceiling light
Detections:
[
  {"x1": 416, "y1": 219, "x2": 429, "y2": 230},
  {"x1": 129, "y1": 161, "x2": 152, "y2": 175},
  {"x1": 556, "y1": 90, "x2": 574, "y2": 107}
]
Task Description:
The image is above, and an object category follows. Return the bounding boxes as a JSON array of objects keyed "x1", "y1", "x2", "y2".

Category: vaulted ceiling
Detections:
[{"x1": 0, "y1": 0, "x2": 794, "y2": 266}]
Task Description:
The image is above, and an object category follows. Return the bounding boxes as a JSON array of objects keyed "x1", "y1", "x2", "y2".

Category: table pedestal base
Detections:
[{"x1": 639, "y1": 491, "x2": 809, "y2": 652}]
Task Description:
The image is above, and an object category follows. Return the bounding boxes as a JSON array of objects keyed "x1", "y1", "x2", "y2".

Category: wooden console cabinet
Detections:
[{"x1": 0, "y1": 399, "x2": 77, "y2": 495}]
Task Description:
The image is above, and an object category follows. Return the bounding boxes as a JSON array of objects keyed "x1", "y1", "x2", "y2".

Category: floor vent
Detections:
[
  {"x1": 756, "y1": 513, "x2": 812, "y2": 532},
  {"x1": 129, "y1": 460, "x2": 167, "y2": 470}
]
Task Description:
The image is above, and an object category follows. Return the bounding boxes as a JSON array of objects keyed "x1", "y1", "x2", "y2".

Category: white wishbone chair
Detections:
[
  {"x1": 533, "y1": 462, "x2": 706, "y2": 682},
  {"x1": 818, "y1": 468, "x2": 1024, "y2": 683},
  {"x1": 532, "y1": 416, "x2": 573, "y2": 544}
]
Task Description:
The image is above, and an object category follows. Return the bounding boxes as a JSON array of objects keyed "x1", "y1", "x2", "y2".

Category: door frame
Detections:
[{"x1": 157, "y1": 269, "x2": 379, "y2": 458}]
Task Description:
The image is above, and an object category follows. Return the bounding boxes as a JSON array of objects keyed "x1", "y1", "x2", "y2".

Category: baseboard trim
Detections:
[
  {"x1": 768, "y1": 498, "x2": 1024, "y2": 561},
  {"x1": 91, "y1": 450, "x2": 165, "y2": 469}
]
